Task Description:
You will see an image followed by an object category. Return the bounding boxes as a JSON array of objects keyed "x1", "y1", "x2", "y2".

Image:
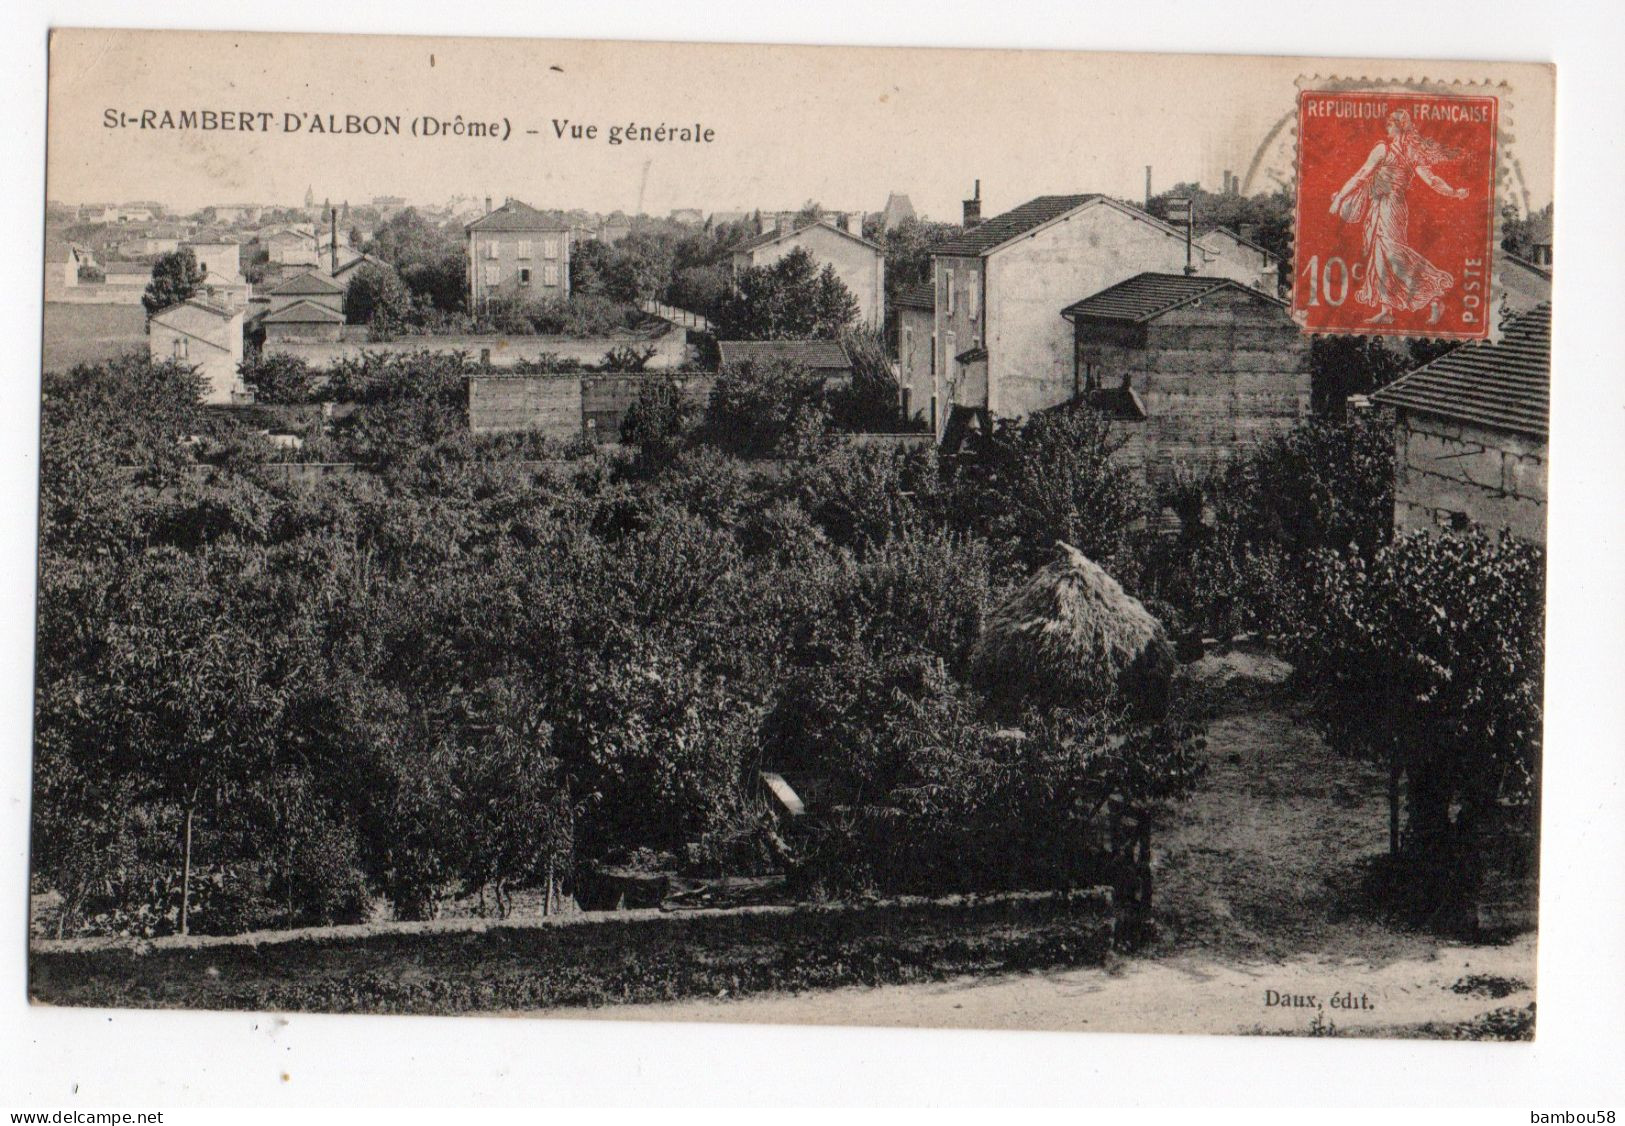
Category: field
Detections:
[{"x1": 41, "y1": 302, "x2": 148, "y2": 372}]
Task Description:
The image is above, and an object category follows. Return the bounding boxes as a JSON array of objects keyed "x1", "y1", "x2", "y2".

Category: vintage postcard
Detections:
[{"x1": 29, "y1": 28, "x2": 1553, "y2": 1041}]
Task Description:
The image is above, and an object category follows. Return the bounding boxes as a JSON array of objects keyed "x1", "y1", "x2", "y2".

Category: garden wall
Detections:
[
  {"x1": 264, "y1": 331, "x2": 691, "y2": 371},
  {"x1": 469, "y1": 372, "x2": 718, "y2": 441},
  {"x1": 29, "y1": 888, "x2": 1115, "y2": 1016}
]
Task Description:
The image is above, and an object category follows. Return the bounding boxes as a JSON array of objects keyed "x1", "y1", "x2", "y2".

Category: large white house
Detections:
[{"x1": 922, "y1": 193, "x2": 1276, "y2": 438}]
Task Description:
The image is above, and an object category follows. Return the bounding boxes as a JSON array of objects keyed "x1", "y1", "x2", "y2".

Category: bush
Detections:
[
  {"x1": 240, "y1": 352, "x2": 317, "y2": 404},
  {"x1": 953, "y1": 401, "x2": 1147, "y2": 574},
  {"x1": 619, "y1": 375, "x2": 694, "y2": 469},
  {"x1": 700, "y1": 358, "x2": 832, "y2": 458},
  {"x1": 1289, "y1": 530, "x2": 1544, "y2": 896}
]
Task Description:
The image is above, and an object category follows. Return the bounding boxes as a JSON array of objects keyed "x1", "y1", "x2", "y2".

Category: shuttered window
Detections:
[{"x1": 543, "y1": 262, "x2": 559, "y2": 286}]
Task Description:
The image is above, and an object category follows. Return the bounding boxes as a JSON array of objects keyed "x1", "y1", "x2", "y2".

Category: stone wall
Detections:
[
  {"x1": 1075, "y1": 288, "x2": 1310, "y2": 489},
  {"x1": 468, "y1": 372, "x2": 717, "y2": 441},
  {"x1": 264, "y1": 331, "x2": 690, "y2": 370},
  {"x1": 1393, "y1": 409, "x2": 1546, "y2": 544}
]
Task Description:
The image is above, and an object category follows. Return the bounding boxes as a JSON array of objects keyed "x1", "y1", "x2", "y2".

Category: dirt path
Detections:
[
  {"x1": 560, "y1": 937, "x2": 1534, "y2": 1037},
  {"x1": 543, "y1": 650, "x2": 1537, "y2": 1037}
]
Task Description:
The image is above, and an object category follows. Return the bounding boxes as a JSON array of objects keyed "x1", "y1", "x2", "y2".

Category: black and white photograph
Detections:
[{"x1": 7, "y1": 11, "x2": 1623, "y2": 1111}]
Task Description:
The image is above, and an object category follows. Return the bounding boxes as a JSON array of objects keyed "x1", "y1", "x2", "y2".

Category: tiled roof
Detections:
[
  {"x1": 262, "y1": 298, "x2": 346, "y2": 323},
  {"x1": 464, "y1": 199, "x2": 570, "y2": 232},
  {"x1": 930, "y1": 195, "x2": 1102, "y2": 257},
  {"x1": 717, "y1": 339, "x2": 852, "y2": 371},
  {"x1": 268, "y1": 270, "x2": 345, "y2": 295},
  {"x1": 153, "y1": 297, "x2": 237, "y2": 321},
  {"x1": 1061, "y1": 272, "x2": 1278, "y2": 323},
  {"x1": 893, "y1": 282, "x2": 935, "y2": 312},
  {"x1": 1502, "y1": 252, "x2": 1552, "y2": 282},
  {"x1": 1371, "y1": 303, "x2": 1550, "y2": 438},
  {"x1": 735, "y1": 220, "x2": 881, "y2": 255}
]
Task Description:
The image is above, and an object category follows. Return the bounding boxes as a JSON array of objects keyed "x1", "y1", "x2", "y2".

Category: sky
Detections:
[{"x1": 46, "y1": 29, "x2": 1554, "y2": 220}]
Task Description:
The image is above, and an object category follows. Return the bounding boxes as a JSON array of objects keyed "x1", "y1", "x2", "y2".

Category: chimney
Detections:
[
  {"x1": 329, "y1": 207, "x2": 338, "y2": 274},
  {"x1": 484, "y1": 196, "x2": 492, "y2": 216},
  {"x1": 962, "y1": 180, "x2": 982, "y2": 229},
  {"x1": 1223, "y1": 170, "x2": 1233, "y2": 196},
  {"x1": 1145, "y1": 166, "x2": 1153, "y2": 206}
]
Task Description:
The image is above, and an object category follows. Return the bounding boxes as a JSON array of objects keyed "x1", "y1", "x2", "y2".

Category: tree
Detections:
[
  {"x1": 700, "y1": 358, "x2": 832, "y2": 458},
  {"x1": 711, "y1": 248, "x2": 859, "y2": 340},
  {"x1": 1291, "y1": 530, "x2": 1543, "y2": 909},
  {"x1": 956, "y1": 402, "x2": 1147, "y2": 573},
  {"x1": 620, "y1": 375, "x2": 695, "y2": 469},
  {"x1": 142, "y1": 248, "x2": 208, "y2": 317},
  {"x1": 240, "y1": 353, "x2": 316, "y2": 404},
  {"x1": 344, "y1": 263, "x2": 413, "y2": 329}
]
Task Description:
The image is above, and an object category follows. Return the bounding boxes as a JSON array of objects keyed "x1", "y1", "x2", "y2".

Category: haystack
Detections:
[{"x1": 971, "y1": 542, "x2": 1174, "y2": 718}]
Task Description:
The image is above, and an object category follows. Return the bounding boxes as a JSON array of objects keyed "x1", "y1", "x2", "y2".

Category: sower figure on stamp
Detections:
[{"x1": 1330, "y1": 108, "x2": 1469, "y2": 325}]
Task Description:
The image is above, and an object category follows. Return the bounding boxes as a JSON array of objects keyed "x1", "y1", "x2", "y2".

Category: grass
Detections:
[
  {"x1": 42, "y1": 302, "x2": 148, "y2": 372},
  {"x1": 1151, "y1": 649, "x2": 1446, "y2": 966},
  {"x1": 29, "y1": 890, "x2": 1115, "y2": 1016}
]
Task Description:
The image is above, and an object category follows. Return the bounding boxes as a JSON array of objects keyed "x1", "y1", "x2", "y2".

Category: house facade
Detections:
[
  {"x1": 1194, "y1": 227, "x2": 1280, "y2": 293},
  {"x1": 927, "y1": 194, "x2": 1271, "y2": 439},
  {"x1": 1371, "y1": 303, "x2": 1549, "y2": 545},
  {"x1": 1061, "y1": 273, "x2": 1310, "y2": 489},
  {"x1": 465, "y1": 199, "x2": 571, "y2": 310},
  {"x1": 148, "y1": 299, "x2": 245, "y2": 404},
  {"x1": 892, "y1": 282, "x2": 936, "y2": 429},
  {"x1": 731, "y1": 221, "x2": 886, "y2": 328},
  {"x1": 265, "y1": 270, "x2": 346, "y2": 318},
  {"x1": 185, "y1": 240, "x2": 242, "y2": 285}
]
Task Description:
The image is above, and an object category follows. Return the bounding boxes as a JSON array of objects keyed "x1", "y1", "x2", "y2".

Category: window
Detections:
[
  {"x1": 945, "y1": 269, "x2": 956, "y2": 315},
  {"x1": 485, "y1": 240, "x2": 499, "y2": 260},
  {"x1": 172, "y1": 337, "x2": 188, "y2": 359},
  {"x1": 968, "y1": 276, "x2": 979, "y2": 320},
  {"x1": 483, "y1": 264, "x2": 500, "y2": 286},
  {"x1": 929, "y1": 332, "x2": 936, "y2": 375},
  {"x1": 945, "y1": 331, "x2": 956, "y2": 378},
  {"x1": 517, "y1": 240, "x2": 533, "y2": 259},
  {"x1": 519, "y1": 267, "x2": 532, "y2": 286},
  {"x1": 904, "y1": 326, "x2": 914, "y2": 369},
  {"x1": 543, "y1": 237, "x2": 559, "y2": 259},
  {"x1": 543, "y1": 262, "x2": 559, "y2": 286}
]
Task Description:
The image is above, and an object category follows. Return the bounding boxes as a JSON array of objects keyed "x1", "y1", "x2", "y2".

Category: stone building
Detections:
[
  {"x1": 1371, "y1": 303, "x2": 1550, "y2": 544},
  {"x1": 926, "y1": 192, "x2": 1278, "y2": 442},
  {"x1": 464, "y1": 198, "x2": 571, "y2": 310},
  {"x1": 731, "y1": 221, "x2": 886, "y2": 328},
  {"x1": 148, "y1": 298, "x2": 245, "y2": 404},
  {"x1": 1059, "y1": 272, "x2": 1310, "y2": 490}
]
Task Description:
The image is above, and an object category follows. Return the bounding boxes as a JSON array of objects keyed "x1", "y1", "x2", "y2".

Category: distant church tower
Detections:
[{"x1": 304, "y1": 185, "x2": 315, "y2": 213}]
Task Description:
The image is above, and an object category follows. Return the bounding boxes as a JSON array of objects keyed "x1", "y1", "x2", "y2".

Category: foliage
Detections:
[
  {"x1": 1310, "y1": 336, "x2": 1458, "y2": 416},
  {"x1": 34, "y1": 351, "x2": 1210, "y2": 938},
  {"x1": 619, "y1": 375, "x2": 695, "y2": 469},
  {"x1": 1289, "y1": 530, "x2": 1543, "y2": 884},
  {"x1": 1136, "y1": 413, "x2": 1396, "y2": 640},
  {"x1": 240, "y1": 352, "x2": 317, "y2": 404},
  {"x1": 344, "y1": 263, "x2": 413, "y2": 331},
  {"x1": 700, "y1": 358, "x2": 833, "y2": 458},
  {"x1": 953, "y1": 402, "x2": 1148, "y2": 574},
  {"x1": 141, "y1": 248, "x2": 208, "y2": 317},
  {"x1": 828, "y1": 328, "x2": 903, "y2": 432},
  {"x1": 711, "y1": 248, "x2": 860, "y2": 340}
]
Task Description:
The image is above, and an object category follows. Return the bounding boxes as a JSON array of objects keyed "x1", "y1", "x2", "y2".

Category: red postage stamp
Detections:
[{"x1": 1293, "y1": 88, "x2": 1499, "y2": 340}]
